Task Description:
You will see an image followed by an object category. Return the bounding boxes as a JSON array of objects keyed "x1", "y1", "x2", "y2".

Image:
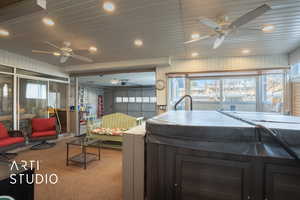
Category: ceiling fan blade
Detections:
[
  {"x1": 213, "y1": 35, "x2": 225, "y2": 49},
  {"x1": 184, "y1": 35, "x2": 214, "y2": 44},
  {"x1": 199, "y1": 17, "x2": 221, "y2": 30},
  {"x1": 71, "y1": 54, "x2": 93, "y2": 63},
  {"x1": 229, "y1": 4, "x2": 271, "y2": 29},
  {"x1": 32, "y1": 50, "x2": 54, "y2": 54},
  {"x1": 44, "y1": 41, "x2": 61, "y2": 50},
  {"x1": 60, "y1": 56, "x2": 69, "y2": 63}
]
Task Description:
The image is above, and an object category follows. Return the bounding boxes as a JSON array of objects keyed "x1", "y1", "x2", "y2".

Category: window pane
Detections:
[
  {"x1": 222, "y1": 77, "x2": 256, "y2": 111},
  {"x1": 262, "y1": 74, "x2": 283, "y2": 112},
  {"x1": 0, "y1": 74, "x2": 13, "y2": 130},
  {"x1": 136, "y1": 97, "x2": 142, "y2": 103},
  {"x1": 142, "y1": 97, "x2": 150, "y2": 103},
  {"x1": 168, "y1": 77, "x2": 185, "y2": 110},
  {"x1": 122, "y1": 97, "x2": 128, "y2": 103},
  {"x1": 49, "y1": 82, "x2": 67, "y2": 109},
  {"x1": 19, "y1": 79, "x2": 48, "y2": 133},
  {"x1": 223, "y1": 78, "x2": 256, "y2": 102},
  {"x1": 190, "y1": 79, "x2": 220, "y2": 102},
  {"x1": 129, "y1": 97, "x2": 135, "y2": 103},
  {"x1": 116, "y1": 97, "x2": 122, "y2": 103}
]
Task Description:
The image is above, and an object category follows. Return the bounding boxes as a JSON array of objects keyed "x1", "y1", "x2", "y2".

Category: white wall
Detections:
[
  {"x1": 156, "y1": 54, "x2": 289, "y2": 105},
  {"x1": 0, "y1": 49, "x2": 68, "y2": 78}
]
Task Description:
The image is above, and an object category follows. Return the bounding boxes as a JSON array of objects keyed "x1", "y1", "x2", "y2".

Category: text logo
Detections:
[{"x1": 0, "y1": 196, "x2": 15, "y2": 200}]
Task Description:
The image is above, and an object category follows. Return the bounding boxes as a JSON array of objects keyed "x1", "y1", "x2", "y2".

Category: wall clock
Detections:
[{"x1": 156, "y1": 80, "x2": 165, "y2": 90}]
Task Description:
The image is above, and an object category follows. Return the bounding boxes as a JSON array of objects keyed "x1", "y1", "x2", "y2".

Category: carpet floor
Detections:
[{"x1": 15, "y1": 138, "x2": 122, "y2": 200}]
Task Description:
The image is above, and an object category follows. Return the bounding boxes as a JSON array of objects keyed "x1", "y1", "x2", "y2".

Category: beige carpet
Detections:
[{"x1": 15, "y1": 138, "x2": 122, "y2": 200}]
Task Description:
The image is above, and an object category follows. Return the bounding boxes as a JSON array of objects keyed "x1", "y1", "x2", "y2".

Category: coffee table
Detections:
[{"x1": 66, "y1": 137, "x2": 102, "y2": 169}]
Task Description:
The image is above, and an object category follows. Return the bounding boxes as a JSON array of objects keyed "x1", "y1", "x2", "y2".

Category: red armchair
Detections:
[
  {"x1": 29, "y1": 117, "x2": 59, "y2": 150},
  {"x1": 0, "y1": 123, "x2": 25, "y2": 160}
]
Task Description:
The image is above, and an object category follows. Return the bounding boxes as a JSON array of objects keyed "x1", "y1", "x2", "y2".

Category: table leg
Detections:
[
  {"x1": 98, "y1": 141, "x2": 101, "y2": 160},
  {"x1": 84, "y1": 146, "x2": 87, "y2": 169},
  {"x1": 66, "y1": 144, "x2": 69, "y2": 166}
]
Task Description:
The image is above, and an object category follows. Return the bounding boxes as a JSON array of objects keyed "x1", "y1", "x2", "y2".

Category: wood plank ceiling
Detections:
[{"x1": 0, "y1": 0, "x2": 300, "y2": 66}]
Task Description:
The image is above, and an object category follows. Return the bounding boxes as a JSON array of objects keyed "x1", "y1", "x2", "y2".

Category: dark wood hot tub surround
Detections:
[{"x1": 146, "y1": 111, "x2": 300, "y2": 200}]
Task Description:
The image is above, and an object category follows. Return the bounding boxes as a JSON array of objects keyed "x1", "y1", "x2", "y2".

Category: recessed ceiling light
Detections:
[
  {"x1": 103, "y1": 1, "x2": 115, "y2": 12},
  {"x1": 53, "y1": 52, "x2": 61, "y2": 56},
  {"x1": 242, "y1": 49, "x2": 250, "y2": 54},
  {"x1": 89, "y1": 46, "x2": 98, "y2": 53},
  {"x1": 191, "y1": 52, "x2": 199, "y2": 57},
  {"x1": 191, "y1": 33, "x2": 200, "y2": 40},
  {"x1": 262, "y1": 24, "x2": 275, "y2": 33},
  {"x1": 42, "y1": 17, "x2": 55, "y2": 26},
  {"x1": 134, "y1": 39, "x2": 143, "y2": 47},
  {"x1": 0, "y1": 29, "x2": 10, "y2": 37}
]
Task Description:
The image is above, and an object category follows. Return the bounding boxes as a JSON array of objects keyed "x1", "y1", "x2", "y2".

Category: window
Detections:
[
  {"x1": 0, "y1": 74, "x2": 13, "y2": 130},
  {"x1": 116, "y1": 97, "x2": 122, "y2": 103},
  {"x1": 292, "y1": 63, "x2": 300, "y2": 77},
  {"x1": 142, "y1": 97, "x2": 150, "y2": 103},
  {"x1": 223, "y1": 77, "x2": 256, "y2": 103},
  {"x1": 262, "y1": 74, "x2": 283, "y2": 112},
  {"x1": 3, "y1": 84, "x2": 8, "y2": 97},
  {"x1": 26, "y1": 83, "x2": 47, "y2": 99},
  {"x1": 190, "y1": 79, "x2": 220, "y2": 102},
  {"x1": 136, "y1": 97, "x2": 142, "y2": 103},
  {"x1": 150, "y1": 97, "x2": 157, "y2": 103},
  {"x1": 49, "y1": 82, "x2": 67, "y2": 109},
  {"x1": 122, "y1": 97, "x2": 129, "y2": 103},
  {"x1": 168, "y1": 70, "x2": 286, "y2": 113},
  {"x1": 129, "y1": 97, "x2": 135, "y2": 103},
  {"x1": 168, "y1": 77, "x2": 186, "y2": 109}
]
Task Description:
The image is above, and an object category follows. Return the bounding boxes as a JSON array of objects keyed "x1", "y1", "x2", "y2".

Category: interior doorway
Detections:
[{"x1": 71, "y1": 71, "x2": 156, "y2": 136}]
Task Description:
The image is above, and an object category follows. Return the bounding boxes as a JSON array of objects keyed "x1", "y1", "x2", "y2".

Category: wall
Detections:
[
  {"x1": 0, "y1": 49, "x2": 68, "y2": 78},
  {"x1": 156, "y1": 54, "x2": 289, "y2": 105},
  {"x1": 79, "y1": 85, "x2": 104, "y2": 116}
]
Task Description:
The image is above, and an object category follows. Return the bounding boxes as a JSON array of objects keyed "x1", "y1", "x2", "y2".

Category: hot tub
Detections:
[{"x1": 146, "y1": 111, "x2": 300, "y2": 200}]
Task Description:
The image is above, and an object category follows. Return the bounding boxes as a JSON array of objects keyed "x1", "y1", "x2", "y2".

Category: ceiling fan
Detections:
[
  {"x1": 32, "y1": 41, "x2": 93, "y2": 63},
  {"x1": 111, "y1": 78, "x2": 142, "y2": 86},
  {"x1": 184, "y1": 4, "x2": 272, "y2": 49}
]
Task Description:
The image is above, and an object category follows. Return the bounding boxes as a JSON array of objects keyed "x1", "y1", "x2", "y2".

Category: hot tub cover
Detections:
[{"x1": 146, "y1": 111, "x2": 300, "y2": 159}]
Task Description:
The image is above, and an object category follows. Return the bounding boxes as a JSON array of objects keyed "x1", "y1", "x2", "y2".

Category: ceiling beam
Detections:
[
  {"x1": 0, "y1": 0, "x2": 45, "y2": 23},
  {"x1": 64, "y1": 57, "x2": 172, "y2": 75}
]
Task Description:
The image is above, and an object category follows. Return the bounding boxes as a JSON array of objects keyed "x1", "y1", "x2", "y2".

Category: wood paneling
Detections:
[{"x1": 292, "y1": 82, "x2": 300, "y2": 116}]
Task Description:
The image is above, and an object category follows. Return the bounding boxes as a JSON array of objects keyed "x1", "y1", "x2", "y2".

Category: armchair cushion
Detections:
[
  {"x1": 32, "y1": 117, "x2": 56, "y2": 132},
  {"x1": 0, "y1": 137, "x2": 25, "y2": 147},
  {"x1": 0, "y1": 123, "x2": 9, "y2": 139},
  {"x1": 31, "y1": 130, "x2": 57, "y2": 138}
]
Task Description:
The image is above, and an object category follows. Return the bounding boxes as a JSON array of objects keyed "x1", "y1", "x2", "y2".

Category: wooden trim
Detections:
[
  {"x1": 166, "y1": 67, "x2": 290, "y2": 76},
  {"x1": 70, "y1": 68, "x2": 156, "y2": 77}
]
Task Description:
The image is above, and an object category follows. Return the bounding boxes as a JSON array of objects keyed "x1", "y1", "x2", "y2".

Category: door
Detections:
[
  {"x1": 265, "y1": 164, "x2": 300, "y2": 200},
  {"x1": 175, "y1": 155, "x2": 252, "y2": 200}
]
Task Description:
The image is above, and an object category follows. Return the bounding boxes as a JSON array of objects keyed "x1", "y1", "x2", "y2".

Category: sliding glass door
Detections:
[
  {"x1": 18, "y1": 78, "x2": 48, "y2": 133},
  {"x1": 0, "y1": 74, "x2": 13, "y2": 130}
]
